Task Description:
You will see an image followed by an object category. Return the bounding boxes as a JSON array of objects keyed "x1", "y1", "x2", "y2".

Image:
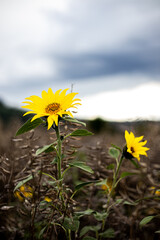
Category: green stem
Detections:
[
  {"x1": 55, "y1": 125, "x2": 62, "y2": 180},
  {"x1": 62, "y1": 166, "x2": 71, "y2": 178},
  {"x1": 101, "y1": 154, "x2": 124, "y2": 233},
  {"x1": 114, "y1": 155, "x2": 124, "y2": 184},
  {"x1": 67, "y1": 229, "x2": 71, "y2": 240},
  {"x1": 107, "y1": 154, "x2": 124, "y2": 211},
  {"x1": 55, "y1": 125, "x2": 66, "y2": 207},
  {"x1": 41, "y1": 172, "x2": 56, "y2": 181}
]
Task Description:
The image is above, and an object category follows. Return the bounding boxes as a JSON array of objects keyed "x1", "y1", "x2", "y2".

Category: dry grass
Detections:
[{"x1": 0, "y1": 119, "x2": 160, "y2": 240}]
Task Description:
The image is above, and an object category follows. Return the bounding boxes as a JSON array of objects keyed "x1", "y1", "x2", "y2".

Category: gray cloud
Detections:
[
  {"x1": 53, "y1": 47, "x2": 160, "y2": 80},
  {"x1": 0, "y1": 0, "x2": 160, "y2": 107}
]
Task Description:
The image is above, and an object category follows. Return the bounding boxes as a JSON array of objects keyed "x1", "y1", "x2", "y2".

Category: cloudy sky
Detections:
[{"x1": 0, "y1": 0, "x2": 160, "y2": 121}]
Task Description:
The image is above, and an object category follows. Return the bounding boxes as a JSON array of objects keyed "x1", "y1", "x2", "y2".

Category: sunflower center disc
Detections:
[
  {"x1": 131, "y1": 147, "x2": 135, "y2": 153},
  {"x1": 45, "y1": 103, "x2": 60, "y2": 114}
]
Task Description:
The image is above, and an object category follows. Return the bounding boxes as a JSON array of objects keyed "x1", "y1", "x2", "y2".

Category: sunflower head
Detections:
[
  {"x1": 123, "y1": 130, "x2": 150, "y2": 161},
  {"x1": 101, "y1": 178, "x2": 113, "y2": 193},
  {"x1": 44, "y1": 196, "x2": 52, "y2": 202},
  {"x1": 14, "y1": 184, "x2": 33, "y2": 202},
  {"x1": 22, "y1": 88, "x2": 81, "y2": 129},
  {"x1": 150, "y1": 187, "x2": 160, "y2": 196}
]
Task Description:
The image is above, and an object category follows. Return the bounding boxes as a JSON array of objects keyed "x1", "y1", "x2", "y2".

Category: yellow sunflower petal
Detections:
[
  {"x1": 31, "y1": 114, "x2": 45, "y2": 122},
  {"x1": 54, "y1": 89, "x2": 62, "y2": 99},
  {"x1": 135, "y1": 135, "x2": 144, "y2": 143},
  {"x1": 41, "y1": 90, "x2": 48, "y2": 99},
  {"x1": 65, "y1": 111, "x2": 73, "y2": 118},
  {"x1": 125, "y1": 130, "x2": 149, "y2": 161},
  {"x1": 47, "y1": 116, "x2": 54, "y2": 130},
  {"x1": 48, "y1": 88, "x2": 54, "y2": 96}
]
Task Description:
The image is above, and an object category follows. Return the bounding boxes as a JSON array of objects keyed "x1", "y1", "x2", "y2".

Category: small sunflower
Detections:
[
  {"x1": 101, "y1": 178, "x2": 113, "y2": 193},
  {"x1": 14, "y1": 184, "x2": 33, "y2": 202},
  {"x1": 44, "y1": 196, "x2": 52, "y2": 202},
  {"x1": 22, "y1": 88, "x2": 81, "y2": 129},
  {"x1": 150, "y1": 187, "x2": 160, "y2": 196},
  {"x1": 124, "y1": 130, "x2": 150, "y2": 161}
]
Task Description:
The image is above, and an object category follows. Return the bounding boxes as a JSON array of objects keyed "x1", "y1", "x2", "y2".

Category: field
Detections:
[{"x1": 0, "y1": 117, "x2": 160, "y2": 240}]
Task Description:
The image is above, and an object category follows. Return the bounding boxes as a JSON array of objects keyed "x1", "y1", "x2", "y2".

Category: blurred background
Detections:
[
  {"x1": 1, "y1": 2, "x2": 160, "y2": 239},
  {"x1": 0, "y1": 0, "x2": 160, "y2": 122}
]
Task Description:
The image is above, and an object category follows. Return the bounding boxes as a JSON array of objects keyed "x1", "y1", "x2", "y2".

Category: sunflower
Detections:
[
  {"x1": 22, "y1": 88, "x2": 81, "y2": 129},
  {"x1": 14, "y1": 184, "x2": 33, "y2": 202},
  {"x1": 124, "y1": 130, "x2": 150, "y2": 161},
  {"x1": 101, "y1": 178, "x2": 113, "y2": 193},
  {"x1": 150, "y1": 187, "x2": 160, "y2": 196},
  {"x1": 44, "y1": 196, "x2": 52, "y2": 202}
]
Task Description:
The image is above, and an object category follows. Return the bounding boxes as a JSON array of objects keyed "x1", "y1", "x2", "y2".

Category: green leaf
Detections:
[
  {"x1": 62, "y1": 116, "x2": 86, "y2": 126},
  {"x1": 38, "y1": 225, "x2": 47, "y2": 238},
  {"x1": 115, "y1": 199, "x2": 138, "y2": 206},
  {"x1": 129, "y1": 159, "x2": 140, "y2": 168},
  {"x1": 99, "y1": 228, "x2": 115, "y2": 238},
  {"x1": 106, "y1": 163, "x2": 115, "y2": 170},
  {"x1": 93, "y1": 211, "x2": 108, "y2": 221},
  {"x1": 95, "y1": 179, "x2": 107, "y2": 186},
  {"x1": 16, "y1": 118, "x2": 44, "y2": 136},
  {"x1": 80, "y1": 225, "x2": 101, "y2": 237},
  {"x1": 69, "y1": 162, "x2": 94, "y2": 174},
  {"x1": 36, "y1": 143, "x2": 55, "y2": 155},
  {"x1": 108, "y1": 147, "x2": 120, "y2": 159},
  {"x1": 123, "y1": 200, "x2": 138, "y2": 206},
  {"x1": 155, "y1": 230, "x2": 160, "y2": 233},
  {"x1": 120, "y1": 171, "x2": 137, "y2": 179},
  {"x1": 70, "y1": 129, "x2": 93, "y2": 137},
  {"x1": 14, "y1": 175, "x2": 33, "y2": 192},
  {"x1": 75, "y1": 181, "x2": 97, "y2": 191},
  {"x1": 111, "y1": 144, "x2": 122, "y2": 152},
  {"x1": 51, "y1": 156, "x2": 58, "y2": 164},
  {"x1": 115, "y1": 198, "x2": 123, "y2": 204},
  {"x1": 75, "y1": 209, "x2": 95, "y2": 219},
  {"x1": 140, "y1": 216, "x2": 155, "y2": 227},
  {"x1": 82, "y1": 237, "x2": 97, "y2": 240},
  {"x1": 63, "y1": 217, "x2": 80, "y2": 232}
]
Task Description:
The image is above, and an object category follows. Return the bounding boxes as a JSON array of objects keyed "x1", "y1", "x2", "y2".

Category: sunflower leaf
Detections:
[
  {"x1": 129, "y1": 159, "x2": 140, "y2": 168},
  {"x1": 36, "y1": 143, "x2": 55, "y2": 155},
  {"x1": 99, "y1": 228, "x2": 115, "y2": 238},
  {"x1": 82, "y1": 237, "x2": 97, "y2": 240},
  {"x1": 14, "y1": 174, "x2": 33, "y2": 192},
  {"x1": 70, "y1": 129, "x2": 93, "y2": 137},
  {"x1": 75, "y1": 181, "x2": 97, "y2": 191},
  {"x1": 120, "y1": 171, "x2": 137, "y2": 179},
  {"x1": 80, "y1": 225, "x2": 101, "y2": 237},
  {"x1": 75, "y1": 209, "x2": 95, "y2": 219},
  {"x1": 16, "y1": 118, "x2": 44, "y2": 136},
  {"x1": 108, "y1": 147, "x2": 120, "y2": 160},
  {"x1": 140, "y1": 216, "x2": 155, "y2": 227},
  {"x1": 69, "y1": 162, "x2": 94, "y2": 174},
  {"x1": 62, "y1": 116, "x2": 86, "y2": 126},
  {"x1": 106, "y1": 163, "x2": 115, "y2": 170},
  {"x1": 93, "y1": 211, "x2": 109, "y2": 221},
  {"x1": 111, "y1": 144, "x2": 122, "y2": 152},
  {"x1": 63, "y1": 217, "x2": 80, "y2": 232}
]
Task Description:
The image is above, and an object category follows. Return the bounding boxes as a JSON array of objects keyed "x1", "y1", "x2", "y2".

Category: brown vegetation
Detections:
[{"x1": 0, "y1": 118, "x2": 160, "y2": 240}]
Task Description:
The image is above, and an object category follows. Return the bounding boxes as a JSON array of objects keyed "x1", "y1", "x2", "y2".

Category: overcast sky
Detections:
[{"x1": 0, "y1": 0, "x2": 160, "y2": 121}]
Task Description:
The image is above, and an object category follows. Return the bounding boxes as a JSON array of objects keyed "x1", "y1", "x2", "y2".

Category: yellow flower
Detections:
[
  {"x1": 14, "y1": 184, "x2": 33, "y2": 202},
  {"x1": 44, "y1": 196, "x2": 52, "y2": 202},
  {"x1": 150, "y1": 187, "x2": 160, "y2": 196},
  {"x1": 124, "y1": 130, "x2": 150, "y2": 161},
  {"x1": 101, "y1": 178, "x2": 112, "y2": 193},
  {"x1": 14, "y1": 191, "x2": 24, "y2": 202},
  {"x1": 22, "y1": 88, "x2": 81, "y2": 129},
  {"x1": 20, "y1": 185, "x2": 33, "y2": 198}
]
